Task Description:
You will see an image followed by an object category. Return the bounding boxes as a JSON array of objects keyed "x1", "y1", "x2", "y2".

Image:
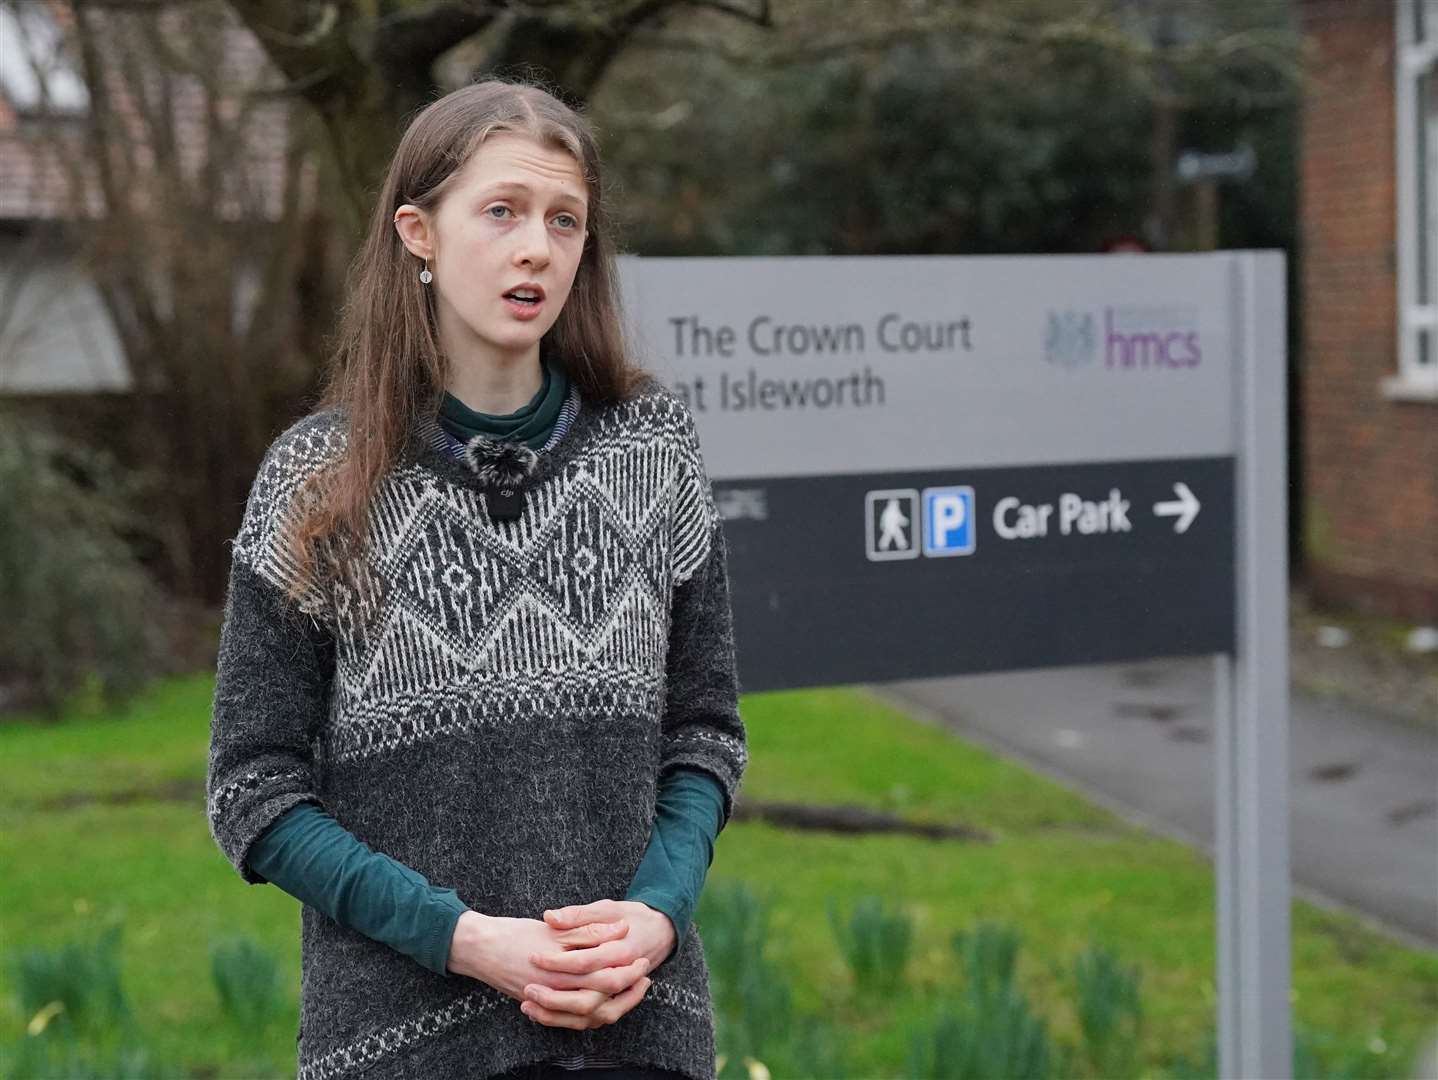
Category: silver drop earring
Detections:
[{"x1": 419, "y1": 260, "x2": 433, "y2": 284}]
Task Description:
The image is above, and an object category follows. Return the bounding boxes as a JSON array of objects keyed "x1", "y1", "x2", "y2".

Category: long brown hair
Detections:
[{"x1": 283, "y1": 78, "x2": 651, "y2": 612}]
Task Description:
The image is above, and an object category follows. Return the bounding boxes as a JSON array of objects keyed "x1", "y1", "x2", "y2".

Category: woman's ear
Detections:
[{"x1": 393, "y1": 204, "x2": 433, "y2": 260}]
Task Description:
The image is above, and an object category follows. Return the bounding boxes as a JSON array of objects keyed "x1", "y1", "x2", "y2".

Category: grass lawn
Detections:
[{"x1": 1, "y1": 676, "x2": 1434, "y2": 1077}]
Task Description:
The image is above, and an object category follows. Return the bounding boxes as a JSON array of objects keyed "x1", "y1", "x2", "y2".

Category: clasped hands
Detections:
[{"x1": 453, "y1": 898, "x2": 676, "y2": 1031}]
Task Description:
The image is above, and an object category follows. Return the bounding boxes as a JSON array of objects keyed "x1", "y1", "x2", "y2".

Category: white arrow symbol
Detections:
[{"x1": 1153, "y1": 482, "x2": 1201, "y2": 533}]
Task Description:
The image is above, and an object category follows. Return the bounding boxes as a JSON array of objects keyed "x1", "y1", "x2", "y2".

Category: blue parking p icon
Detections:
[{"x1": 922, "y1": 486, "x2": 976, "y2": 557}]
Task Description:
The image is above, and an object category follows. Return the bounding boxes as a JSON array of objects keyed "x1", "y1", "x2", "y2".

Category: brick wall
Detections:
[{"x1": 1299, "y1": 0, "x2": 1438, "y2": 622}]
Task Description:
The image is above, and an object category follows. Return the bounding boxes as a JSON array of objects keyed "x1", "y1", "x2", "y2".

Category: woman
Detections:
[{"x1": 205, "y1": 78, "x2": 746, "y2": 1080}]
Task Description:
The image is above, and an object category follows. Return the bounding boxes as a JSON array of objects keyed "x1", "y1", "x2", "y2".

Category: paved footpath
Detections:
[{"x1": 874, "y1": 655, "x2": 1438, "y2": 949}]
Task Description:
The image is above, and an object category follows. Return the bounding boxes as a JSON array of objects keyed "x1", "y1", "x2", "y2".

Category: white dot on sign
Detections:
[
  {"x1": 1054, "y1": 728, "x2": 1086, "y2": 750},
  {"x1": 1367, "y1": 1036, "x2": 1387, "y2": 1055}
]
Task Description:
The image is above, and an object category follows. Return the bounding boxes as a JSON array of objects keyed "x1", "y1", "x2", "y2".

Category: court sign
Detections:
[{"x1": 619, "y1": 251, "x2": 1291, "y2": 1080}]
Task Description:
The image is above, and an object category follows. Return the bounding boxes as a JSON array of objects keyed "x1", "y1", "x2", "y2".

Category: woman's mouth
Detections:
[{"x1": 502, "y1": 289, "x2": 545, "y2": 320}]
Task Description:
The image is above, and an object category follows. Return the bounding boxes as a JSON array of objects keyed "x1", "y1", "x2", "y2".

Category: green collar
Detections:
[{"x1": 438, "y1": 357, "x2": 568, "y2": 452}]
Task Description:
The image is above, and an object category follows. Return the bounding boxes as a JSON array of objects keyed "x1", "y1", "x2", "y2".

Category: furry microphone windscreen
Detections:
[{"x1": 461, "y1": 435, "x2": 540, "y2": 489}]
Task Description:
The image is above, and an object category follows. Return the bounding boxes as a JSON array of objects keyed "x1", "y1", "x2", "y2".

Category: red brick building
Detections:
[{"x1": 1299, "y1": 0, "x2": 1438, "y2": 621}]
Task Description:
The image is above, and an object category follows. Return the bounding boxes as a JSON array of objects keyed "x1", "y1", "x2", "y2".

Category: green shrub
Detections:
[
  {"x1": 0, "y1": 916, "x2": 167, "y2": 1079},
  {"x1": 697, "y1": 879, "x2": 793, "y2": 1066},
  {"x1": 951, "y1": 920, "x2": 1022, "y2": 998},
  {"x1": 0, "y1": 409, "x2": 168, "y2": 717},
  {"x1": 697, "y1": 879, "x2": 852, "y2": 1078},
  {"x1": 1, "y1": 1040, "x2": 161, "y2": 1080},
  {"x1": 906, "y1": 922, "x2": 1061, "y2": 1079},
  {"x1": 1162, "y1": 1022, "x2": 1414, "y2": 1080},
  {"x1": 906, "y1": 988, "x2": 1059, "y2": 1080},
  {"x1": 1071, "y1": 940, "x2": 1143, "y2": 1077},
  {"x1": 1162, "y1": 1026, "x2": 1217, "y2": 1079},
  {"x1": 826, "y1": 894, "x2": 914, "y2": 996},
  {"x1": 210, "y1": 935, "x2": 284, "y2": 1030},
  {"x1": 4, "y1": 917, "x2": 134, "y2": 1038}
]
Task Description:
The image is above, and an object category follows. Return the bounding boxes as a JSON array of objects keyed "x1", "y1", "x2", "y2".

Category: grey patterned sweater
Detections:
[{"x1": 206, "y1": 378, "x2": 747, "y2": 1080}]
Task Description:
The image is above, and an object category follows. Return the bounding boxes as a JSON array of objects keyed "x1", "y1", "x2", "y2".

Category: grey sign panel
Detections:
[
  {"x1": 718, "y1": 457, "x2": 1234, "y2": 692},
  {"x1": 613, "y1": 252, "x2": 1248, "y2": 688},
  {"x1": 613, "y1": 253, "x2": 1246, "y2": 684},
  {"x1": 617, "y1": 253, "x2": 1237, "y2": 478}
]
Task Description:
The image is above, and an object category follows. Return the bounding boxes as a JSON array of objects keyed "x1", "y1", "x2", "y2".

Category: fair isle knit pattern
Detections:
[
  {"x1": 432, "y1": 384, "x2": 625, "y2": 1075},
  {"x1": 207, "y1": 378, "x2": 746, "y2": 1080},
  {"x1": 429, "y1": 382, "x2": 621, "y2": 1074}
]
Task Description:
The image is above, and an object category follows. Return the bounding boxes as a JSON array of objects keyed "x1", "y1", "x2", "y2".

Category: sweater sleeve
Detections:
[
  {"x1": 207, "y1": 554, "x2": 334, "y2": 885},
  {"x1": 625, "y1": 765, "x2": 726, "y2": 973},
  {"x1": 662, "y1": 405, "x2": 748, "y2": 829},
  {"x1": 207, "y1": 422, "x2": 339, "y2": 885},
  {"x1": 247, "y1": 802, "x2": 470, "y2": 978}
]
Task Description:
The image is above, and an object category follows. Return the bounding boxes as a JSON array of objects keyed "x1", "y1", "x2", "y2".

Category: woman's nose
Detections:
[{"x1": 514, "y1": 219, "x2": 551, "y2": 268}]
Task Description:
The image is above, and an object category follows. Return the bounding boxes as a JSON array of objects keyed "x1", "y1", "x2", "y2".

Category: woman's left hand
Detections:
[{"x1": 520, "y1": 899, "x2": 677, "y2": 1028}]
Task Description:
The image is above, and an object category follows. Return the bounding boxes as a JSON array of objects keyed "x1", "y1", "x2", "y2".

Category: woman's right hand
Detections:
[{"x1": 447, "y1": 911, "x2": 652, "y2": 1027}]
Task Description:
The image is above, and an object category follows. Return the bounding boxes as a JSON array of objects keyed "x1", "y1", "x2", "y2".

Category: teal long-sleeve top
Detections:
[
  {"x1": 247, "y1": 766, "x2": 725, "y2": 976},
  {"x1": 244, "y1": 358, "x2": 730, "y2": 977}
]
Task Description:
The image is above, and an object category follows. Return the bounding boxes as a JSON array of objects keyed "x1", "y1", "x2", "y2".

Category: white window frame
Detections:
[{"x1": 1391, "y1": 0, "x2": 1438, "y2": 401}]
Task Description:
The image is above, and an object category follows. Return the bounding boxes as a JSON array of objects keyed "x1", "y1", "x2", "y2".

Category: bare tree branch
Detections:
[
  {"x1": 68, "y1": 0, "x2": 210, "y2": 8},
  {"x1": 16, "y1": 1, "x2": 331, "y2": 599},
  {"x1": 216, "y1": 0, "x2": 783, "y2": 215},
  {"x1": 467, "y1": 0, "x2": 688, "y2": 106},
  {"x1": 686, "y1": 0, "x2": 769, "y2": 27},
  {"x1": 373, "y1": 3, "x2": 499, "y2": 66},
  {"x1": 370, "y1": 3, "x2": 502, "y2": 102},
  {"x1": 626, "y1": 2, "x2": 1299, "y2": 107},
  {"x1": 224, "y1": 0, "x2": 361, "y2": 108}
]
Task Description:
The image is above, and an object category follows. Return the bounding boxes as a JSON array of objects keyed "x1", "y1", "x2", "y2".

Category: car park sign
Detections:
[
  {"x1": 620, "y1": 253, "x2": 1243, "y2": 690},
  {"x1": 618, "y1": 251, "x2": 1292, "y2": 1080}
]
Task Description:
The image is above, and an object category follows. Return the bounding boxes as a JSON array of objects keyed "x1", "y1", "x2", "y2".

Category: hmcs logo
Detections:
[
  {"x1": 1104, "y1": 305, "x2": 1202, "y2": 369},
  {"x1": 1044, "y1": 306, "x2": 1203, "y2": 370},
  {"x1": 1043, "y1": 311, "x2": 1097, "y2": 368}
]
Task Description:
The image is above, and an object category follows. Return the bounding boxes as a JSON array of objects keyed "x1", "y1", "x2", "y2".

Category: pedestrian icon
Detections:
[
  {"x1": 865, "y1": 489, "x2": 920, "y2": 561},
  {"x1": 879, "y1": 500, "x2": 910, "y2": 549}
]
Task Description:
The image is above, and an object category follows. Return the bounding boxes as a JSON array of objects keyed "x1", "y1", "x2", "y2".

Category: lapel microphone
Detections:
[
  {"x1": 488, "y1": 486, "x2": 523, "y2": 521},
  {"x1": 461, "y1": 435, "x2": 539, "y2": 522}
]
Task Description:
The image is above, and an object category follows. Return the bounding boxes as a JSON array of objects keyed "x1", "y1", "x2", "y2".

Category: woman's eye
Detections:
[{"x1": 486, "y1": 205, "x2": 578, "y2": 230}]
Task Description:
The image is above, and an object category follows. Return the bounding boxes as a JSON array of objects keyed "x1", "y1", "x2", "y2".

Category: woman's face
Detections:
[{"x1": 396, "y1": 131, "x2": 589, "y2": 366}]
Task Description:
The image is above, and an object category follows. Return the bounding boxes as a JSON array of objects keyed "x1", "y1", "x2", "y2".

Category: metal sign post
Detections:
[
  {"x1": 619, "y1": 250, "x2": 1291, "y2": 1077},
  {"x1": 1217, "y1": 252, "x2": 1292, "y2": 1078}
]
